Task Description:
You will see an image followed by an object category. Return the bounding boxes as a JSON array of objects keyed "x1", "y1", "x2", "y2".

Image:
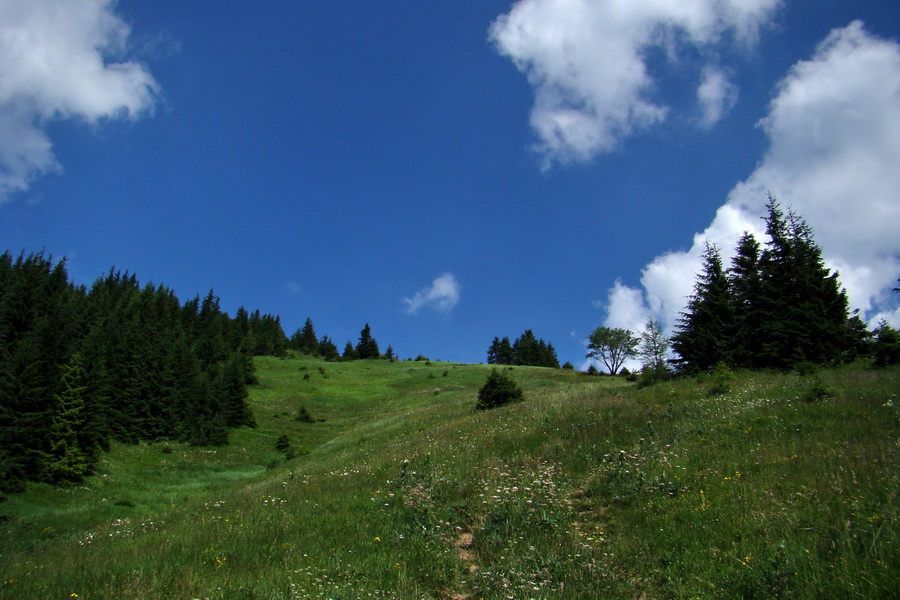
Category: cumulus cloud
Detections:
[
  {"x1": 603, "y1": 22, "x2": 900, "y2": 331},
  {"x1": 0, "y1": 0, "x2": 160, "y2": 200},
  {"x1": 402, "y1": 273, "x2": 461, "y2": 315},
  {"x1": 489, "y1": 0, "x2": 780, "y2": 167}
]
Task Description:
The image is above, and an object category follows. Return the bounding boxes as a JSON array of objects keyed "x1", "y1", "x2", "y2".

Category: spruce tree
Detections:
[
  {"x1": 355, "y1": 323, "x2": 380, "y2": 359},
  {"x1": 487, "y1": 337, "x2": 502, "y2": 365},
  {"x1": 318, "y1": 336, "x2": 340, "y2": 361},
  {"x1": 728, "y1": 232, "x2": 764, "y2": 368},
  {"x1": 42, "y1": 354, "x2": 90, "y2": 484},
  {"x1": 756, "y1": 197, "x2": 850, "y2": 368},
  {"x1": 671, "y1": 242, "x2": 734, "y2": 373},
  {"x1": 295, "y1": 317, "x2": 319, "y2": 355},
  {"x1": 476, "y1": 369, "x2": 524, "y2": 410},
  {"x1": 497, "y1": 336, "x2": 514, "y2": 365}
]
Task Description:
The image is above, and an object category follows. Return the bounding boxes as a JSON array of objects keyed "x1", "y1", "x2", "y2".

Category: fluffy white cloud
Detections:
[
  {"x1": 604, "y1": 22, "x2": 900, "y2": 331},
  {"x1": 402, "y1": 273, "x2": 461, "y2": 315},
  {"x1": 697, "y1": 66, "x2": 738, "y2": 128},
  {"x1": 490, "y1": 0, "x2": 780, "y2": 167},
  {"x1": 0, "y1": 0, "x2": 159, "y2": 200}
]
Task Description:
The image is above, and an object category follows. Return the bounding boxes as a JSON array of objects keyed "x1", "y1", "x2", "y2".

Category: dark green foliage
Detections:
[
  {"x1": 290, "y1": 317, "x2": 319, "y2": 355},
  {"x1": 728, "y1": 232, "x2": 764, "y2": 367},
  {"x1": 317, "y1": 336, "x2": 340, "y2": 361},
  {"x1": 343, "y1": 341, "x2": 359, "y2": 361},
  {"x1": 671, "y1": 242, "x2": 733, "y2": 373},
  {"x1": 476, "y1": 369, "x2": 524, "y2": 410},
  {"x1": 245, "y1": 310, "x2": 288, "y2": 357},
  {"x1": 275, "y1": 434, "x2": 292, "y2": 458},
  {"x1": 562, "y1": 361, "x2": 574, "y2": 370},
  {"x1": 872, "y1": 320, "x2": 900, "y2": 367},
  {"x1": 296, "y1": 404, "x2": 315, "y2": 423},
  {"x1": 355, "y1": 323, "x2": 380, "y2": 359},
  {"x1": 586, "y1": 327, "x2": 638, "y2": 375},
  {"x1": 672, "y1": 198, "x2": 857, "y2": 373},
  {"x1": 385, "y1": 345, "x2": 395, "y2": 361},
  {"x1": 0, "y1": 250, "x2": 272, "y2": 493},
  {"x1": 487, "y1": 330, "x2": 558, "y2": 368},
  {"x1": 41, "y1": 354, "x2": 90, "y2": 484},
  {"x1": 753, "y1": 198, "x2": 851, "y2": 368}
]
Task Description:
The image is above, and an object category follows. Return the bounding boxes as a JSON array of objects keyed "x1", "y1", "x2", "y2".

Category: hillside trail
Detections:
[{"x1": 442, "y1": 531, "x2": 478, "y2": 600}]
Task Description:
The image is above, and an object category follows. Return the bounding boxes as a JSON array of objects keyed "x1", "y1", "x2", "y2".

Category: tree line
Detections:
[
  {"x1": 586, "y1": 198, "x2": 898, "y2": 376},
  {"x1": 288, "y1": 318, "x2": 393, "y2": 362},
  {"x1": 0, "y1": 252, "x2": 277, "y2": 493},
  {"x1": 487, "y1": 330, "x2": 560, "y2": 368}
]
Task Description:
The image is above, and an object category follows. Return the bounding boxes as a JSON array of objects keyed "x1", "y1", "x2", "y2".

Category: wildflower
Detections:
[{"x1": 374, "y1": 536, "x2": 381, "y2": 542}]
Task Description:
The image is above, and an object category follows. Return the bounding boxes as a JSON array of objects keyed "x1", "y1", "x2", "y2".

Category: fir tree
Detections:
[
  {"x1": 42, "y1": 354, "x2": 90, "y2": 484},
  {"x1": 487, "y1": 336, "x2": 502, "y2": 364},
  {"x1": 476, "y1": 369, "x2": 524, "y2": 410},
  {"x1": 728, "y1": 232, "x2": 764, "y2": 368},
  {"x1": 318, "y1": 336, "x2": 340, "y2": 361},
  {"x1": 342, "y1": 341, "x2": 359, "y2": 360},
  {"x1": 671, "y1": 242, "x2": 734, "y2": 373},
  {"x1": 756, "y1": 197, "x2": 850, "y2": 368},
  {"x1": 355, "y1": 323, "x2": 380, "y2": 359},
  {"x1": 292, "y1": 317, "x2": 319, "y2": 355}
]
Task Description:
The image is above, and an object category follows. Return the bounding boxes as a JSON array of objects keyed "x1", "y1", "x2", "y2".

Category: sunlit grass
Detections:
[{"x1": 0, "y1": 357, "x2": 896, "y2": 599}]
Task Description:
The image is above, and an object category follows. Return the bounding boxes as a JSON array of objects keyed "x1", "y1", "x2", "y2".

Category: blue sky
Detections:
[{"x1": 2, "y1": 0, "x2": 899, "y2": 366}]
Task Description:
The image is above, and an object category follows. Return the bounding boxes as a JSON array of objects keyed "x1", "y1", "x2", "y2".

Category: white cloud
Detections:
[
  {"x1": 0, "y1": 0, "x2": 160, "y2": 200},
  {"x1": 601, "y1": 279, "x2": 650, "y2": 333},
  {"x1": 602, "y1": 21, "x2": 900, "y2": 332},
  {"x1": 697, "y1": 66, "x2": 738, "y2": 128},
  {"x1": 402, "y1": 273, "x2": 461, "y2": 315},
  {"x1": 489, "y1": 0, "x2": 780, "y2": 167}
]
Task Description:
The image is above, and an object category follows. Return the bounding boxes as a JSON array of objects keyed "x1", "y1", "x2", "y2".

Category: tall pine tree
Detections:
[{"x1": 671, "y1": 242, "x2": 734, "y2": 373}]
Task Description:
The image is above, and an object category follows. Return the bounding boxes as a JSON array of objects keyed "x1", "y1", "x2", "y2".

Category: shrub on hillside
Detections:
[
  {"x1": 296, "y1": 404, "x2": 315, "y2": 423},
  {"x1": 476, "y1": 369, "x2": 524, "y2": 410}
]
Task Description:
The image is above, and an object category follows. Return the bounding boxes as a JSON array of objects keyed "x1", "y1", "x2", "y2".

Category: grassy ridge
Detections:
[{"x1": 0, "y1": 357, "x2": 896, "y2": 599}]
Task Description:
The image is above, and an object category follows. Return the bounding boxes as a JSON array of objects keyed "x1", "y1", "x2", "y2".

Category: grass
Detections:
[{"x1": 0, "y1": 356, "x2": 896, "y2": 599}]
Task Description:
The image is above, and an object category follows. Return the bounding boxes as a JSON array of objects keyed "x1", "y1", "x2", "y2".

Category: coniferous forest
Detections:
[
  {"x1": 670, "y1": 197, "x2": 870, "y2": 374},
  {"x1": 0, "y1": 251, "x2": 287, "y2": 493}
]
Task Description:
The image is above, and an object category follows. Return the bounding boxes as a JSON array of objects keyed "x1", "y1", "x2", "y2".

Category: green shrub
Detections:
[
  {"x1": 275, "y1": 434, "x2": 293, "y2": 459},
  {"x1": 476, "y1": 369, "x2": 524, "y2": 410},
  {"x1": 296, "y1": 404, "x2": 315, "y2": 423}
]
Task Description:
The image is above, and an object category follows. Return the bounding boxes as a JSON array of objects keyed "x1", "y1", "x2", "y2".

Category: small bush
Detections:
[
  {"x1": 275, "y1": 434, "x2": 295, "y2": 459},
  {"x1": 707, "y1": 361, "x2": 734, "y2": 396},
  {"x1": 476, "y1": 369, "x2": 524, "y2": 410},
  {"x1": 587, "y1": 364, "x2": 598, "y2": 375},
  {"x1": 802, "y1": 378, "x2": 831, "y2": 402},
  {"x1": 296, "y1": 404, "x2": 315, "y2": 423},
  {"x1": 562, "y1": 361, "x2": 574, "y2": 370}
]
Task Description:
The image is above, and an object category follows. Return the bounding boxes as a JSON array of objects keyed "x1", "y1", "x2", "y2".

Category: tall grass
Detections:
[{"x1": 0, "y1": 357, "x2": 896, "y2": 599}]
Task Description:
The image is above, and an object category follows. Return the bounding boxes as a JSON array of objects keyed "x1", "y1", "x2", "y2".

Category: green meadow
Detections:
[{"x1": 1, "y1": 356, "x2": 897, "y2": 599}]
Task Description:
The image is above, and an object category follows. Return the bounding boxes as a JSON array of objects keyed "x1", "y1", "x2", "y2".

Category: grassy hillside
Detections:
[{"x1": 1, "y1": 357, "x2": 896, "y2": 599}]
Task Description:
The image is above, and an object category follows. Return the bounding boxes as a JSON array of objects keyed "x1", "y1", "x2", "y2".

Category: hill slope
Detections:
[{"x1": 1, "y1": 357, "x2": 897, "y2": 599}]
